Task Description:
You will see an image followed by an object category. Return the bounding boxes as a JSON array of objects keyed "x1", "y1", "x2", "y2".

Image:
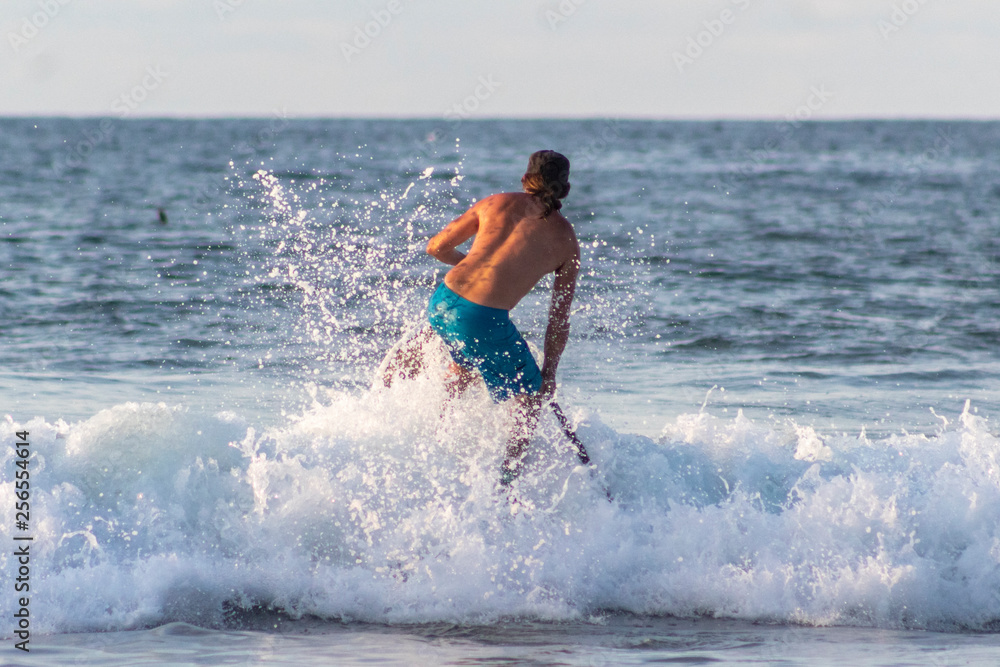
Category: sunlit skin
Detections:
[{"x1": 426, "y1": 178, "x2": 580, "y2": 478}]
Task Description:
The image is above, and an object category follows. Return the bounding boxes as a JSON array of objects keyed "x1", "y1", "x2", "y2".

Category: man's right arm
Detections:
[
  {"x1": 539, "y1": 251, "x2": 580, "y2": 399},
  {"x1": 426, "y1": 203, "x2": 480, "y2": 266}
]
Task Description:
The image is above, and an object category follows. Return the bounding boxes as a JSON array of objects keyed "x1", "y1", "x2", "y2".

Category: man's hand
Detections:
[{"x1": 538, "y1": 372, "x2": 557, "y2": 402}]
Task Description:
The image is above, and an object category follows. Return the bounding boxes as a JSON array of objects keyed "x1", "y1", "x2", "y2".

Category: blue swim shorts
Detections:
[{"x1": 427, "y1": 282, "x2": 543, "y2": 402}]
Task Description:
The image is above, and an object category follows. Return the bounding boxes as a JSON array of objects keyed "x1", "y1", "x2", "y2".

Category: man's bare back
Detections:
[{"x1": 426, "y1": 191, "x2": 579, "y2": 310}]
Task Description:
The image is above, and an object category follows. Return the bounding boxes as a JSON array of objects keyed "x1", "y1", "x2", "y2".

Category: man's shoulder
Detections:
[
  {"x1": 470, "y1": 192, "x2": 533, "y2": 219},
  {"x1": 558, "y1": 216, "x2": 580, "y2": 256},
  {"x1": 478, "y1": 192, "x2": 529, "y2": 206},
  {"x1": 549, "y1": 208, "x2": 576, "y2": 236}
]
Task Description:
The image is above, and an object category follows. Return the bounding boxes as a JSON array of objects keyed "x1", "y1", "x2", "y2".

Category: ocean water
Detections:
[{"x1": 2, "y1": 118, "x2": 1000, "y2": 664}]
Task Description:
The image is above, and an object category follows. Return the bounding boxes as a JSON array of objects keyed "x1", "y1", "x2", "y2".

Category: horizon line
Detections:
[{"x1": 3, "y1": 113, "x2": 1000, "y2": 122}]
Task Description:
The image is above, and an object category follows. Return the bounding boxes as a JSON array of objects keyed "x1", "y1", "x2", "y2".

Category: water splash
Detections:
[{"x1": 3, "y1": 397, "x2": 1000, "y2": 634}]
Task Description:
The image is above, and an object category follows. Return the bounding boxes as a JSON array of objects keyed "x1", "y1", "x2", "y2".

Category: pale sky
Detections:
[{"x1": 3, "y1": 0, "x2": 999, "y2": 119}]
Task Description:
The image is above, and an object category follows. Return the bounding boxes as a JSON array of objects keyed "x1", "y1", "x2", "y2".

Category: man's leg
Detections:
[
  {"x1": 500, "y1": 393, "x2": 542, "y2": 485},
  {"x1": 381, "y1": 328, "x2": 434, "y2": 388},
  {"x1": 444, "y1": 362, "x2": 479, "y2": 399}
]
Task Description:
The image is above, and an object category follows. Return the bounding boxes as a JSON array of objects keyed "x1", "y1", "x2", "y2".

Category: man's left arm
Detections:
[{"x1": 539, "y1": 250, "x2": 580, "y2": 399}]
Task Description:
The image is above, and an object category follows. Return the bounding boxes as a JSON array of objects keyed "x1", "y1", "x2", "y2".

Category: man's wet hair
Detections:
[{"x1": 523, "y1": 150, "x2": 570, "y2": 217}]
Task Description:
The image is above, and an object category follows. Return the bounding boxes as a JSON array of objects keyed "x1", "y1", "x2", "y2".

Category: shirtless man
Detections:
[{"x1": 425, "y1": 150, "x2": 580, "y2": 486}]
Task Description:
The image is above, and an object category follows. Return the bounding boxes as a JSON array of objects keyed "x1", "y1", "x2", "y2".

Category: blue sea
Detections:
[{"x1": 2, "y1": 118, "x2": 1000, "y2": 665}]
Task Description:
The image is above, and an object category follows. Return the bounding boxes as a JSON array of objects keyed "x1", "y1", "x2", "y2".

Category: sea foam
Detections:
[{"x1": 3, "y1": 389, "x2": 1000, "y2": 636}]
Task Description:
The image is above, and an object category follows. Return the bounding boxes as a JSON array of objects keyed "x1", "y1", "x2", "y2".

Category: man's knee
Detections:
[
  {"x1": 446, "y1": 363, "x2": 478, "y2": 396},
  {"x1": 515, "y1": 392, "x2": 542, "y2": 414}
]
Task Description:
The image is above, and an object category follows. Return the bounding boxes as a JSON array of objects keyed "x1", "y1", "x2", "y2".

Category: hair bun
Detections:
[{"x1": 523, "y1": 150, "x2": 571, "y2": 217}]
